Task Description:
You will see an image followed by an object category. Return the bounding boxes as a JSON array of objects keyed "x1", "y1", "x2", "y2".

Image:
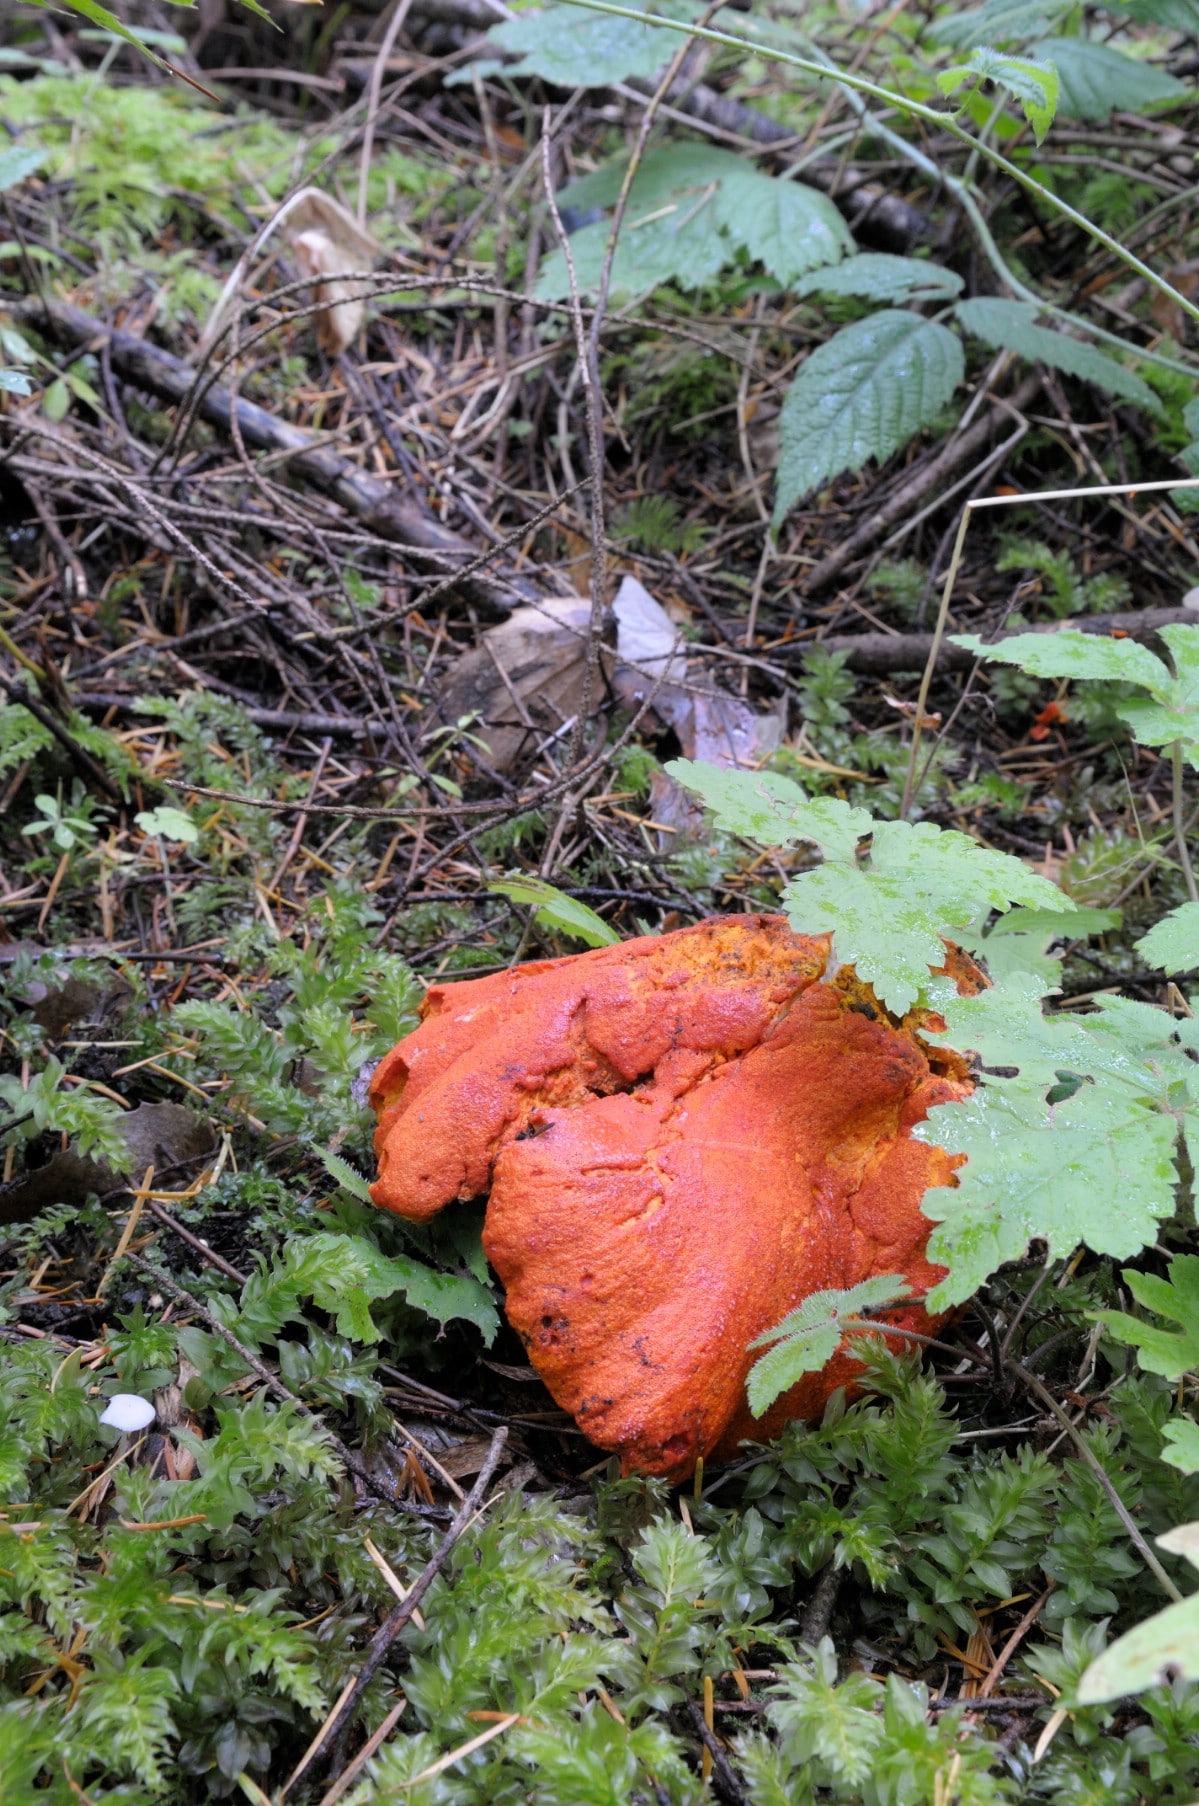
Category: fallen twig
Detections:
[
  {"x1": 813, "y1": 605, "x2": 1197, "y2": 673},
  {"x1": 320, "y1": 1426, "x2": 509, "y2": 1778},
  {"x1": 13, "y1": 297, "x2": 538, "y2": 620}
]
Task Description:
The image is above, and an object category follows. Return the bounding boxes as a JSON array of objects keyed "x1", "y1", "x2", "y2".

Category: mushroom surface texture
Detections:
[{"x1": 369, "y1": 914, "x2": 981, "y2": 1480}]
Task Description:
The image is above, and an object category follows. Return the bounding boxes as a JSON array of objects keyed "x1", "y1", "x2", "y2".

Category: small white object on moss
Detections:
[{"x1": 100, "y1": 1394, "x2": 156, "y2": 1432}]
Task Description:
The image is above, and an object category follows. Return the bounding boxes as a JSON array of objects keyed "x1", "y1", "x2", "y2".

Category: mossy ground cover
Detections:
[{"x1": 1, "y1": 0, "x2": 1198, "y2": 1797}]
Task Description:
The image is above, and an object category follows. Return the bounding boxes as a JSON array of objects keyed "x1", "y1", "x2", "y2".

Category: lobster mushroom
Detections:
[{"x1": 369, "y1": 914, "x2": 979, "y2": 1481}]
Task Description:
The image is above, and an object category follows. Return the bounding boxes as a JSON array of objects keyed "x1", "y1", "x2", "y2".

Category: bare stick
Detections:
[
  {"x1": 323, "y1": 1427, "x2": 509, "y2": 1777},
  {"x1": 357, "y1": 0, "x2": 418, "y2": 224}
]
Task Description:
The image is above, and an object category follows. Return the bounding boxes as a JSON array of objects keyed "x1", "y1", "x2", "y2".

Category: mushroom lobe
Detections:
[{"x1": 369, "y1": 913, "x2": 976, "y2": 1480}]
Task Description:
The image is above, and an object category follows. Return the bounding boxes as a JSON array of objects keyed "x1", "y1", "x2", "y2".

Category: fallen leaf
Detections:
[
  {"x1": 611, "y1": 575, "x2": 783, "y2": 837},
  {"x1": 284, "y1": 189, "x2": 380, "y2": 355},
  {"x1": 0, "y1": 1102, "x2": 216, "y2": 1227},
  {"x1": 437, "y1": 595, "x2": 591, "y2": 772}
]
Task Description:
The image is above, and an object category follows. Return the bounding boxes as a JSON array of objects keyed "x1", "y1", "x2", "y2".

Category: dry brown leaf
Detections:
[
  {"x1": 437, "y1": 596, "x2": 591, "y2": 772},
  {"x1": 0, "y1": 1103, "x2": 217, "y2": 1227},
  {"x1": 197, "y1": 186, "x2": 378, "y2": 362}
]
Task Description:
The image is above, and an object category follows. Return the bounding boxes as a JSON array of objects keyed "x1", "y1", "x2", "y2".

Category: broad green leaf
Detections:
[
  {"x1": 746, "y1": 1276, "x2": 911, "y2": 1417},
  {"x1": 0, "y1": 370, "x2": 31, "y2": 396},
  {"x1": 1136, "y1": 902, "x2": 1199, "y2": 972},
  {"x1": 551, "y1": 140, "x2": 732, "y2": 213},
  {"x1": 791, "y1": 253, "x2": 964, "y2": 304},
  {"x1": 939, "y1": 49, "x2": 1059, "y2": 142},
  {"x1": 536, "y1": 144, "x2": 849, "y2": 300},
  {"x1": 952, "y1": 626, "x2": 1169, "y2": 688},
  {"x1": 774, "y1": 311, "x2": 964, "y2": 525},
  {"x1": 1041, "y1": 37, "x2": 1187, "y2": 118},
  {"x1": 1162, "y1": 1417, "x2": 1199, "y2": 1474},
  {"x1": 784, "y1": 819, "x2": 1067, "y2": 1016},
  {"x1": 540, "y1": 209, "x2": 728, "y2": 300},
  {"x1": 1094, "y1": 1255, "x2": 1199, "y2": 1379},
  {"x1": 0, "y1": 147, "x2": 46, "y2": 192},
  {"x1": 955, "y1": 298, "x2": 1161, "y2": 412},
  {"x1": 669, "y1": 762, "x2": 1065, "y2": 1014},
  {"x1": 475, "y1": 0, "x2": 691, "y2": 86},
  {"x1": 710, "y1": 163, "x2": 853, "y2": 287},
  {"x1": 1115, "y1": 624, "x2": 1199, "y2": 761},
  {"x1": 42, "y1": 377, "x2": 69, "y2": 423},
  {"x1": 489, "y1": 875, "x2": 620, "y2": 947},
  {"x1": 931, "y1": 0, "x2": 1073, "y2": 49},
  {"x1": 919, "y1": 977, "x2": 1189, "y2": 1304},
  {"x1": 1111, "y1": 0, "x2": 1199, "y2": 26},
  {"x1": 1078, "y1": 1532, "x2": 1199, "y2": 1702}
]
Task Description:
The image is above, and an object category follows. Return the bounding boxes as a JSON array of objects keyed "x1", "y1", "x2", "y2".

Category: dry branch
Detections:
[
  {"x1": 816, "y1": 607, "x2": 1199, "y2": 673},
  {"x1": 12, "y1": 297, "x2": 538, "y2": 620},
  {"x1": 799, "y1": 373, "x2": 1044, "y2": 598}
]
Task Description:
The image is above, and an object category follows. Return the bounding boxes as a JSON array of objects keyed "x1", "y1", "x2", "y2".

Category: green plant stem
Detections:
[
  {"x1": 803, "y1": 41, "x2": 1197, "y2": 380},
  {"x1": 1173, "y1": 741, "x2": 1199, "y2": 905},
  {"x1": 557, "y1": 0, "x2": 1199, "y2": 344}
]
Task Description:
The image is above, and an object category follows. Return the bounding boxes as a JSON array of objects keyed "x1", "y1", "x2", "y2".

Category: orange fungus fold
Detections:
[{"x1": 369, "y1": 914, "x2": 979, "y2": 1480}]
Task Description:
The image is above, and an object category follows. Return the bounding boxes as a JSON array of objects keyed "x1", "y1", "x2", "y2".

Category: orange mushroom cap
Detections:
[{"x1": 369, "y1": 914, "x2": 979, "y2": 1481}]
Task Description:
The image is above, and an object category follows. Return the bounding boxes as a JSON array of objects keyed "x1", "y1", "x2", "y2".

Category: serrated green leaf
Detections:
[
  {"x1": 957, "y1": 622, "x2": 1199, "y2": 762},
  {"x1": 984, "y1": 905, "x2": 1121, "y2": 941},
  {"x1": 952, "y1": 626, "x2": 1169, "y2": 687},
  {"x1": 785, "y1": 819, "x2": 1067, "y2": 1016},
  {"x1": 773, "y1": 311, "x2": 964, "y2": 525},
  {"x1": 1162, "y1": 1417, "x2": 1199, "y2": 1474},
  {"x1": 669, "y1": 762, "x2": 1065, "y2": 1014},
  {"x1": 1136, "y1": 902, "x2": 1199, "y2": 972},
  {"x1": 791, "y1": 253, "x2": 963, "y2": 304},
  {"x1": 924, "y1": 1092, "x2": 1177, "y2": 1306},
  {"x1": 536, "y1": 143, "x2": 849, "y2": 300},
  {"x1": 489, "y1": 876, "x2": 619, "y2": 947},
  {"x1": 1115, "y1": 623, "x2": 1199, "y2": 761},
  {"x1": 665, "y1": 759, "x2": 811, "y2": 840},
  {"x1": 710, "y1": 164, "x2": 853, "y2": 287},
  {"x1": 931, "y1": 0, "x2": 1072, "y2": 49},
  {"x1": 746, "y1": 1276, "x2": 911, "y2": 1417},
  {"x1": 294, "y1": 1231, "x2": 499, "y2": 1343},
  {"x1": 0, "y1": 147, "x2": 46, "y2": 193},
  {"x1": 476, "y1": 0, "x2": 691, "y2": 86},
  {"x1": 939, "y1": 49, "x2": 1059, "y2": 143},
  {"x1": 317, "y1": 1146, "x2": 375, "y2": 1204},
  {"x1": 969, "y1": 904, "x2": 1119, "y2": 983},
  {"x1": 919, "y1": 977, "x2": 1188, "y2": 1304},
  {"x1": 1041, "y1": 37, "x2": 1187, "y2": 118},
  {"x1": 955, "y1": 298, "x2": 1161, "y2": 412},
  {"x1": 1094, "y1": 1255, "x2": 1199, "y2": 1378}
]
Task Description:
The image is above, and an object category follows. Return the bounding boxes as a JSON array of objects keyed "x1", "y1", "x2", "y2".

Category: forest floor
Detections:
[{"x1": 1, "y1": 0, "x2": 1199, "y2": 1800}]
